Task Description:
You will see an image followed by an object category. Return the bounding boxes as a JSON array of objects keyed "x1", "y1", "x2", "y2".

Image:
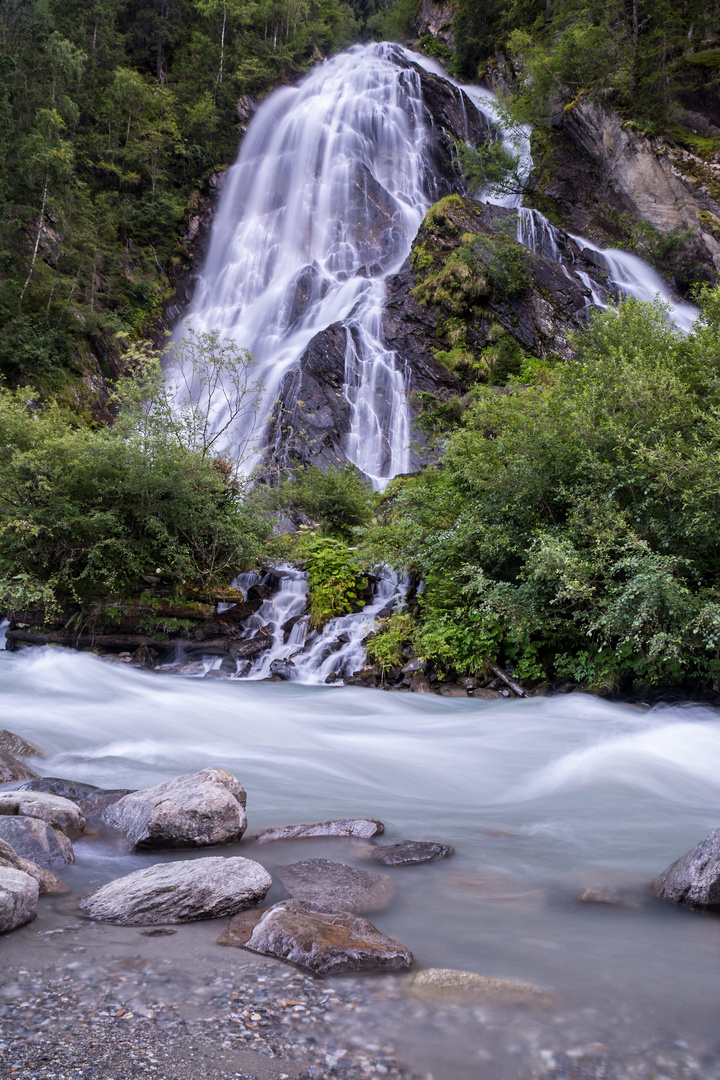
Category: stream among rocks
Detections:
[{"x1": 2, "y1": 645, "x2": 720, "y2": 1079}]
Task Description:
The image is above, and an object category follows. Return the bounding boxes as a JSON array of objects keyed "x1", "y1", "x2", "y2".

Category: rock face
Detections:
[
  {"x1": 0, "y1": 866, "x2": 39, "y2": 934},
  {"x1": 0, "y1": 730, "x2": 46, "y2": 758},
  {"x1": 0, "y1": 792, "x2": 85, "y2": 839},
  {"x1": 277, "y1": 858, "x2": 394, "y2": 913},
  {"x1": 652, "y1": 827, "x2": 720, "y2": 910},
  {"x1": 243, "y1": 899, "x2": 414, "y2": 975},
  {"x1": 79, "y1": 856, "x2": 272, "y2": 925},
  {"x1": 404, "y1": 968, "x2": 560, "y2": 1008},
  {"x1": 0, "y1": 751, "x2": 39, "y2": 784},
  {"x1": 415, "y1": 0, "x2": 456, "y2": 47},
  {"x1": 102, "y1": 768, "x2": 247, "y2": 850},
  {"x1": 367, "y1": 840, "x2": 454, "y2": 866},
  {"x1": 255, "y1": 819, "x2": 385, "y2": 844},
  {"x1": 0, "y1": 838, "x2": 69, "y2": 895},
  {"x1": 0, "y1": 817, "x2": 74, "y2": 868}
]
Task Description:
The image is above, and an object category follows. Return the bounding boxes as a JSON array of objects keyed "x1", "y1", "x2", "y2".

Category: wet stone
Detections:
[
  {"x1": 0, "y1": 791, "x2": 85, "y2": 838},
  {"x1": 79, "y1": 855, "x2": 272, "y2": 925},
  {"x1": 403, "y1": 968, "x2": 561, "y2": 1008},
  {"x1": 255, "y1": 818, "x2": 385, "y2": 844},
  {"x1": 0, "y1": 750, "x2": 39, "y2": 784},
  {"x1": 218, "y1": 906, "x2": 271, "y2": 947},
  {"x1": 0, "y1": 837, "x2": 69, "y2": 894},
  {"x1": 0, "y1": 816, "x2": 74, "y2": 868},
  {"x1": 277, "y1": 858, "x2": 395, "y2": 913},
  {"x1": 653, "y1": 826, "x2": 720, "y2": 910},
  {"x1": 367, "y1": 840, "x2": 454, "y2": 866},
  {"x1": 20, "y1": 776, "x2": 101, "y2": 800},
  {"x1": 0, "y1": 729, "x2": 47, "y2": 758},
  {"x1": 244, "y1": 898, "x2": 414, "y2": 975},
  {"x1": 102, "y1": 767, "x2": 247, "y2": 850},
  {"x1": 0, "y1": 866, "x2": 39, "y2": 934}
]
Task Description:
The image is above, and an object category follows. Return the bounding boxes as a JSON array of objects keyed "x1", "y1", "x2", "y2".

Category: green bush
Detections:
[
  {"x1": 363, "y1": 289, "x2": 720, "y2": 690},
  {"x1": 276, "y1": 463, "x2": 377, "y2": 540},
  {"x1": 292, "y1": 530, "x2": 368, "y2": 628}
]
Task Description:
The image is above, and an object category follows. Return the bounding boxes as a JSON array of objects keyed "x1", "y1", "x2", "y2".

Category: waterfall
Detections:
[{"x1": 178, "y1": 43, "x2": 434, "y2": 487}]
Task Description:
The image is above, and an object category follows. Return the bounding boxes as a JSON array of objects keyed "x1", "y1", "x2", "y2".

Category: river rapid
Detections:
[{"x1": 2, "y1": 645, "x2": 720, "y2": 1078}]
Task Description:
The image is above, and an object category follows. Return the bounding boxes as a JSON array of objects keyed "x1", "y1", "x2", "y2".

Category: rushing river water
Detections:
[{"x1": 2, "y1": 646, "x2": 720, "y2": 1077}]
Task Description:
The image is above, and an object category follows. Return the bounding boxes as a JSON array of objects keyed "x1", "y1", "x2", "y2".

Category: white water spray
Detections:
[{"x1": 179, "y1": 43, "x2": 435, "y2": 486}]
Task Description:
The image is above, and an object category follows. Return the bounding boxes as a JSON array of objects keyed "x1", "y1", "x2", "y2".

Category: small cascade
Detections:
[
  {"x1": 227, "y1": 568, "x2": 406, "y2": 685},
  {"x1": 516, "y1": 207, "x2": 561, "y2": 261}
]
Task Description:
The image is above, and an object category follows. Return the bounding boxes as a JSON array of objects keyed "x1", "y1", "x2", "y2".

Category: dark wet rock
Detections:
[
  {"x1": 217, "y1": 597, "x2": 263, "y2": 626},
  {"x1": 344, "y1": 667, "x2": 379, "y2": 688},
  {"x1": 269, "y1": 657, "x2": 295, "y2": 680},
  {"x1": 401, "y1": 657, "x2": 426, "y2": 676},
  {"x1": 255, "y1": 818, "x2": 385, "y2": 844},
  {"x1": 77, "y1": 789, "x2": 134, "y2": 821},
  {"x1": 79, "y1": 856, "x2": 272, "y2": 925},
  {"x1": 438, "y1": 684, "x2": 468, "y2": 697},
  {"x1": 0, "y1": 792, "x2": 85, "y2": 839},
  {"x1": 0, "y1": 866, "x2": 39, "y2": 934},
  {"x1": 243, "y1": 898, "x2": 414, "y2": 975},
  {"x1": 0, "y1": 817, "x2": 74, "y2": 868},
  {"x1": 103, "y1": 768, "x2": 247, "y2": 851},
  {"x1": 573, "y1": 884, "x2": 644, "y2": 909},
  {"x1": 0, "y1": 730, "x2": 46, "y2": 758},
  {"x1": 403, "y1": 968, "x2": 560, "y2": 1008},
  {"x1": 0, "y1": 838, "x2": 69, "y2": 895},
  {"x1": 20, "y1": 777, "x2": 101, "y2": 800},
  {"x1": 230, "y1": 636, "x2": 272, "y2": 660},
  {"x1": 652, "y1": 827, "x2": 720, "y2": 910},
  {"x1": 0, "y1": 751, "x2": 39, "y2": 784},
  {"x1": 277, "y1": 858, "x2": 394, "y2": 913},
  {"x1": 217, "y1": 905, "x2": 270, "y2": 947},
  {"x1": 367, "y1": 840, "x2": 455, "y2": 866},
  {"x1": 133, "y1": 644, "x2": 158, "y2": 670},
  {"x1": 409, "y1": 672, "x2": 435, "y2": 694},
  {"x1": 473, "y1": 687, "x2": 504, "y2": 701}
]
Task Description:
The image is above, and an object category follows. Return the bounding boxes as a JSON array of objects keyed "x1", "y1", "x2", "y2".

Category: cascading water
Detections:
[{"x1": 178, "y1": 43, "x2": 435, "y2": 487}]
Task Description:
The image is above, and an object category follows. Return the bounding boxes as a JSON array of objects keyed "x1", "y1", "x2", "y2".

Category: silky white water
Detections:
[
  {"x1": 178, "y1": 43, "x2": 435, "y2": 486},
  {"x1": 2, "y1": 645, "x2": 720, "y2": 1075}
]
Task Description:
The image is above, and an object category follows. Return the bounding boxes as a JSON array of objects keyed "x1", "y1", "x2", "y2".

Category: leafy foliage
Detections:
[
  {"x1": 291, "y1": 529, "x2": 368, "y2": 628},
  {"x1": 362, "y1": 289, "x2": 720, "y2": 690},
  {"x1": 275, "y1": 463, "x2": 378, "y2": 540}
]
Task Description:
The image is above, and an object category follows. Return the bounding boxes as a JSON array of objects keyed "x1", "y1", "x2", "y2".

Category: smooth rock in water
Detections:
[
  {"x1": 652, "y1": 827, "x2": 720, "y2": 910},
  {"x1": 0, "y1": 838, "x2": 69, "y2": 895},
  {"x1": 574, "y1": 884, "x2": 644, "y2": 909},
  {"x1": 438, "y1": 685, "x2": 468, "y2": 697},
  {"x1": 79, "y1": 856, "x2": 271, "y2": 925},
  {"x1": 255, "y1": 818, "x2": 384, "y2": 844},
  {"x1": 472, "y1": 688, "x2": 504, "y2": 701},
  {"x1": 0, "y1": 751, "x2": 39, "y2": 784},
  {"x1": 217, "y1": 906, "x2": 270, "y2": 947},
  {"x1": 404, "y1": 968, "x2": 561, "y2": 1008},
  {"x1": 77, "y1": 789, "x2": 135, "y2": 821},
  {"x1": 244, "y1": 899, "x2": 414, "y2": 975},
  {"x1": 0, "y1": 730, "x2": 46, "y2": 758},
  {"x1": 277, "y1": 858, "x2": 394, "y2": 913},
  {"x1": 20, "y1": 777, "x2": 101, "y2": 800},
  {"x1": 0, "y1": 866, "x2": 39, "y2": 933},
  {"x1": 102, "y1": 768, "x2": 247, "y2": 850},
  {"x1": 367, "y1": 840, "x2": 454, "y2": 866},
  {"x1": 0, "y1": 792, "x2": 85, "y2": 838},
  {"x1": 409, "y1": 672, "x2": 434, "y2": 694},
  {"x1": 0, "y1": 817, "x2": 74, "y2": 868},
  {"x1": 269, "y1": 657, "x2": 295, "y2": 681}
]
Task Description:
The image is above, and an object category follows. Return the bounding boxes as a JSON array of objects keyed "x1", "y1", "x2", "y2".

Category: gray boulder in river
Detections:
[
  {"x1": 0, "y1": 791, "x2": 85, "y2": 839},
  {"x1": 102, "y1": 767, "x2": 247, "y2": 850},
  {"x1": 0, "y1": 817, "x2": 74, "y2": 868},
  {"x1": 0, "y1": 866, "x2": 39, "y2": 934},
  {"x1": 0, "y1": 750, "x2": 38, "y2": 784},
  {"x1": 79, "y1": 856, "x2": 272, "y2": 924},
  {"x1": 277, "y1": 858, "x2": 394, "y2": 913},
  {"x1": 0, "y1": 837, "x2": 69, "y2": 895},
  {"x1": 243, "y1": 899, "x2": 414, "y2": 975},
  {"x1": 255, "y1": 818, "x2": 384, "y2": 844},
  {"x1": 652, "y1": 827, "x2": 720, "y2": 910}
]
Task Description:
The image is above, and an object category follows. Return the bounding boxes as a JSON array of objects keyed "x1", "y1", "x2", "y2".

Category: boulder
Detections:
[
  {"x1": 404, "y1": 968, "x2": 560, "y2": 1008},
  {"x1": 473, "y1": 688, "x2": 504, "y2": 701},
  {"x1": 277, "y1": 858, "x2": 394, "y2": 913},
  {"x1": 77, "y1": 789, "x2": 135, "y2": 821},
  {"x1": 217, "y1": 906, "x2": 270, "y2": 947},
  {"x1": 0, "y1": 866, "x2": 39, "y2": 934},
  {"x1": 78, "y1": 856, "x2": 272, "y2": 925},
  {"x1": 652, "y1": 827, "x2": 720, "y2": 910},
  {"x1": 367, "y1": 840, "x2": 454, "y2": 866},
  {"x1": 102, "y1": 768, "x2": 247, "y2": 850},
  {"x1": 19, "y1": 777, "x2": 102, "y2": 800},
  {"x1": 269, "y1": 657, "x2": 295, "y2": 681},
  {"x1": 243, "y1": 899, "x2": 414, "y2": 975},
  {"x1": 0, "y1": 792, "x2": 85, "y2": 838},
  {"x1": 0, "y1": 730, "x2": 46, "y2": 758},
  {"x1": 255, "y1": 818, "x2": 384, "y2": 844},
  {"x1": 0, "y1": 817, "x2": 74, "y2": 868},
  {"x1": 0, "y1": 751, "x2": 39, "y2": 784},
  {"x1": 409, "y1": 673, "x2": 435, "y2": 694},
  {"x1": 0, "y1": 838, "x2": 69, "y2": 895},
  {"x1": 438, "y1": 685, "x2": 468, "y2": 697}
]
